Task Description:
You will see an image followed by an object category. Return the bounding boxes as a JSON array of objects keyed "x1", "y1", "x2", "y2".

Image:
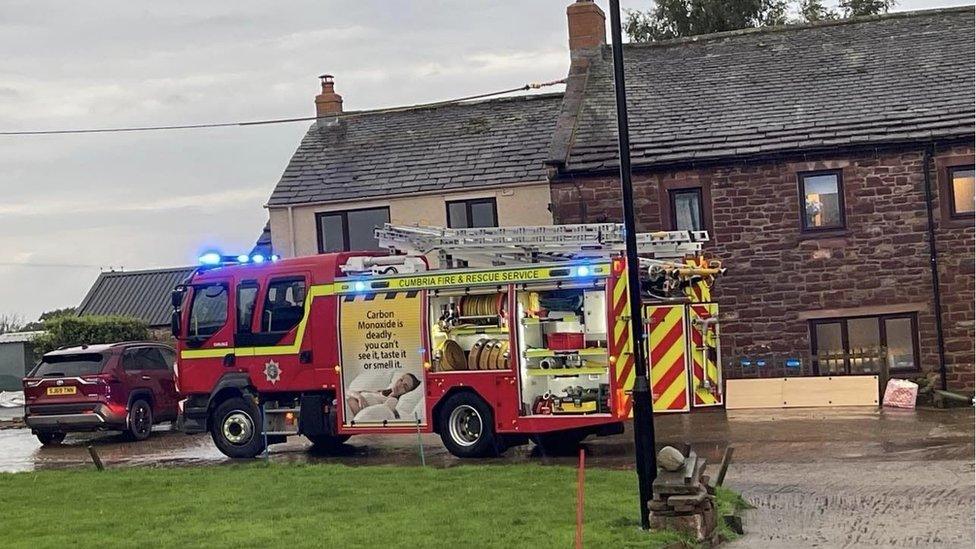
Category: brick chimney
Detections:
[
  {"x1": 315, "y1": 74, "x2": 343, "y2": 117},
  {"x1": 567, "y1": 0, "x2": 606, "y2": 54}
]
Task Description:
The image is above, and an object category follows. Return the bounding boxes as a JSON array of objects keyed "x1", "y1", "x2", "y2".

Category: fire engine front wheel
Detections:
[
  {"x1": 438, "y1": 393, "x2": 502, "y2": 458},
  {"x1": 210, "y1": 397, "x2": 266, "y2": 459}
]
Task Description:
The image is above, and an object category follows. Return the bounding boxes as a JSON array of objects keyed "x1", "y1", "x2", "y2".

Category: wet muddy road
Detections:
[{"x1": 2, "y1": 406, "x2": 973, "y2": 547}]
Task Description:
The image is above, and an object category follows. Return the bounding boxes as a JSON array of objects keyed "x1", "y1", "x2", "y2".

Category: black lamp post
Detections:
[{"x1": 607, "y1": 0, "x2": 657, "y2": 530}]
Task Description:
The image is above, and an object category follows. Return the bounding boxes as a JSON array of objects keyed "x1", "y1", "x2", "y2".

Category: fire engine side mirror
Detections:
[
  {"x1": 171, "y1": 289, "x2": 184, "y2": 308},
  {"x1": 170, "y1": 288, "x2": 185, "y2": 338},
  {"x1": 171, "y1": 311, "x2": 182, "y2": 338}
]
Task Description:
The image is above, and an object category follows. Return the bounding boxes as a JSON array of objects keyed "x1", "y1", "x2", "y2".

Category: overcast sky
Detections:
[{"x1": 0, "y1": 0, "x2": 970, "y2": 321}]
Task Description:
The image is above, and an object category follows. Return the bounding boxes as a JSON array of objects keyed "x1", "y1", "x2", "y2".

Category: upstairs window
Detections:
[
  {"x1": 447, "y1": 198, "x2": 498, "y2": 228},
  {"x1": 949, "y1": 166, "x2": 975, "y2": 218},
  {"x1": 669, "y1": 188, "x2": 704, "y2": 232},
  {"x1": 317, "y1": 207, "x2": 391, "y2": 252},
  {"x1": 799, "y1": 171, "x2": 845, "y2": 231}
]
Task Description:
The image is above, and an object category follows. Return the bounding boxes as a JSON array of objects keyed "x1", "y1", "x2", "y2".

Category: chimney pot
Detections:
[
  {"x1": 567, "y1": 0, "x2": 606, "y2": 53},
  {"x1": 315, "y1": 74, "x2": 343, "y2": 117}
]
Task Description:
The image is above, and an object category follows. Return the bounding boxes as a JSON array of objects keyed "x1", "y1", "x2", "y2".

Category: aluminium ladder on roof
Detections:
[{"x1": 374, "y1": 223, "x2": 709, "y2": 267}]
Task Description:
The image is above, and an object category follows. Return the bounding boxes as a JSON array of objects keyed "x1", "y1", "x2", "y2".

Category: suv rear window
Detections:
[{"x1": 31, "y1": 353, "x2": 107, "y2": 377}]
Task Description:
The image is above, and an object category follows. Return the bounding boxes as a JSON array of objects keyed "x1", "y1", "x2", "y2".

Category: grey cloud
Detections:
[{"x1": 0, "y1": 0, "x2": 967, "y2": 321}]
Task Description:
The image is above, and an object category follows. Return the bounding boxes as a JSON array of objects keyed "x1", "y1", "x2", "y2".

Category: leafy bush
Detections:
[{"x1": 32, "y1": 315, "x2": 150, "y2": 356}]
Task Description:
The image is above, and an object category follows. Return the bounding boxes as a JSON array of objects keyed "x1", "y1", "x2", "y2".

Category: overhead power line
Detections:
[
  {"x1": 0, "y1": 79, "x2": 566, "y2": 136},
  {"x1": 0, "y1": 262, "x2": 115, "y2": 270}
]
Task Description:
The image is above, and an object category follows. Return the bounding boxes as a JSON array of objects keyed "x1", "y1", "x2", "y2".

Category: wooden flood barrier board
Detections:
[{"x1": 726, "y1": 375, "x2": 879, "y2": 409}]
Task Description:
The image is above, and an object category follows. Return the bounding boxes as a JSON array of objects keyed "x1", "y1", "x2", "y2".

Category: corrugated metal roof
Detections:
[{"x1": 76, "y1": 267, "x2": 195, "y2": 327}]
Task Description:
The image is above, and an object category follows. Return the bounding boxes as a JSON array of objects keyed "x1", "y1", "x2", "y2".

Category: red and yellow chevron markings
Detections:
[
  {"x1": 684, "y1": 257, "x2": 712, "y2": 303},
  {"x1": 611, "y1": 265, "x2": 636, "y2": 418},
  {"x1": 689, "y1": 303, "x2": 722, "y2": 407},
  {"x1": 647, "y1": 305, "x2": 690, "y2": 413}
]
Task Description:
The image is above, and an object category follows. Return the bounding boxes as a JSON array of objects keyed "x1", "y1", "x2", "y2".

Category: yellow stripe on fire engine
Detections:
[
  {"x1": 334, "y1": 263, "x2": 610, "y2": 294},
  {"x1": 179, "y1": 283, "x2": 336, "y2": 360}
]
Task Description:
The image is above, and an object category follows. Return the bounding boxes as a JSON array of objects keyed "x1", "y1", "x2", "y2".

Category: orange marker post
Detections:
[{"x1": 575, "y1": 448, "x2": 586, "y2": 549}]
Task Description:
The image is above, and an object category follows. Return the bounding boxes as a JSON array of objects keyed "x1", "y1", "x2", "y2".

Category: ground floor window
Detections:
[{"x1": 810, "y1": 313, "x2": 919, "y2": 375}]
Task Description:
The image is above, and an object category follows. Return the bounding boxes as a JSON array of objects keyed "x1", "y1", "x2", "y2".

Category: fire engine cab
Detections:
[{"x1": 172, "y1": 224, "x2": 724, "y2": 459}]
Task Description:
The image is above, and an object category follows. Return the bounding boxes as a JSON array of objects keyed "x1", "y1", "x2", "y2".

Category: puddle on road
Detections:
[{"x1": 1, "y1": 407, "x2": 972, "y2": 473}]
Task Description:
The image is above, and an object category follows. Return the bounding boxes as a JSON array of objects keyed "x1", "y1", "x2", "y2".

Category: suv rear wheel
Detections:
[
  {"x1": 211, "y1": 396, "x2": 266, "y2": 459},
  {"x1": 35, "y1": 431, "x2": 66, "y2": 446},
  {"x1": 123, "y1": 399, "x2": 153, "y2": 441}
]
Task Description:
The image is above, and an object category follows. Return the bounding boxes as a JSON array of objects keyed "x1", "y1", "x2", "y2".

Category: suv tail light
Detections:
[{"x1": 83, "y1": 373, "x2": 119, "y2": 385}]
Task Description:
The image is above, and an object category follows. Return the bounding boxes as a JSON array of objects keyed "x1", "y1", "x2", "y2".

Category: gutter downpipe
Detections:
[
  {"x1": 922, "y1": 145, "x2": 949, "y2": 391},
  {"x1": 288, "y1": 206, "x2": 297, "y2": 258}
]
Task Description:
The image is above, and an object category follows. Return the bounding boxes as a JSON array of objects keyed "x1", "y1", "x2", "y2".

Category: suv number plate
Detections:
[{"x1": 46, "y1": 386, "x2": 77, "y2": 396}]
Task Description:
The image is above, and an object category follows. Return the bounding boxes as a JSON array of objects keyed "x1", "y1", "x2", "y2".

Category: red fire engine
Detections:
[{"x1": 172, "y1": 224, "x2": 724, "y2": 459}]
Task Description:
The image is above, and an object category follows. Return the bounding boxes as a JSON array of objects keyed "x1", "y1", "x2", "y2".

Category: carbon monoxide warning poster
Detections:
[{"x1": 339, "y1": 292, "x2": 425, "y2": 426}]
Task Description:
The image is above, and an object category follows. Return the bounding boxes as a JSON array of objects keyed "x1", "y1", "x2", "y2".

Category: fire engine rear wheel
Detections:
[
  {"x1": 438, "y1": 393, "x2": 502, "y2": 458},
  {"x1": 307, "y1": 434, "x2": 351, "y2": 452},
  {"x1": 532, "y1": 429, "x2": 588, "y2": 456},
  {"x1": 211, "y1": 397, "x2": 266, "y2": 459}
]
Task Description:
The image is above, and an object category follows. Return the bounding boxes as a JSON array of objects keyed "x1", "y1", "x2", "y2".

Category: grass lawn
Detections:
[{"x1": 0, "y1": 463, "x2": 745, "y2": 548}]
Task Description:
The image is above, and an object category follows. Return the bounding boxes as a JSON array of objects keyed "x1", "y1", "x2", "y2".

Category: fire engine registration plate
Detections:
[{"x1": 46, "y1": 386, "x2": 76, "y2": 396}]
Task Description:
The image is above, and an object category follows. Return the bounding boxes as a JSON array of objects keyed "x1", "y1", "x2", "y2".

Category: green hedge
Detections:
[{"x1": 32, "y1": 315, "x2": 150, "y2": 356}]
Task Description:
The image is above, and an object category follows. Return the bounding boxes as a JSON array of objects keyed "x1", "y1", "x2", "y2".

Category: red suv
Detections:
[{"x1": 23, "y1": 342, "x2": 179, "y2": 445}]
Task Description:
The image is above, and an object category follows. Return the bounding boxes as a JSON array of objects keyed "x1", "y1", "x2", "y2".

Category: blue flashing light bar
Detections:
[
  {"x1": 198, "y1": 252, "x2": 222, "y2": 266},
  {"x1": 575, "y1": 265, "x2": 590, "y2": 277},
  {"x1": 197, "y1": 251, "x2": 281, "y2": 267}
]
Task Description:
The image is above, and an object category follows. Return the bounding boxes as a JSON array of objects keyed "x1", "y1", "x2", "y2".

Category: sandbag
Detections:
[{"x1": 883, "y1": 378, "x2": 918, "y2": 409}]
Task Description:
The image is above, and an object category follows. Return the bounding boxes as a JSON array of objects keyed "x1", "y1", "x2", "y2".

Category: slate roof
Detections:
[
  {"x1": 267, "y1": 92, "x2": 563, "y2": 206},
  {"x1": 76, "y1": 267, "x2": 195, "y2": 327},
  {"x1": 551, "y1": 7, "x2": 976, "y2": 173},
  {"x1": 250, "y1": 221, "x2": 273, "y2": 256}
]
